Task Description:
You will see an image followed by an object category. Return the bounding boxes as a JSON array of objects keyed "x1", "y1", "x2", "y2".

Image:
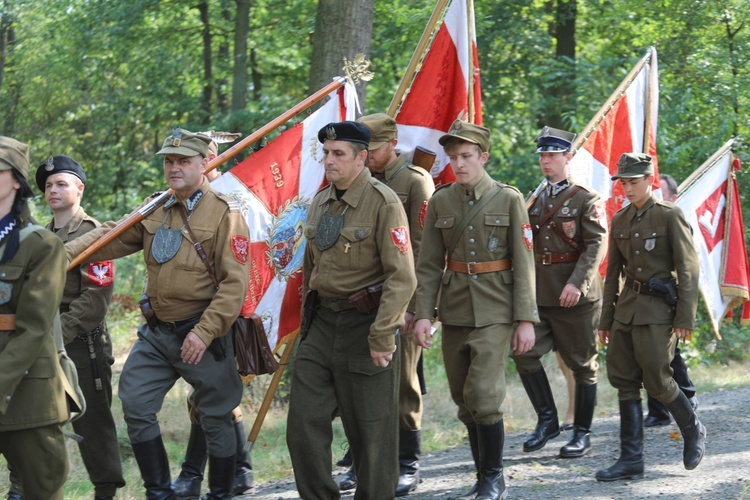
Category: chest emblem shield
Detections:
[
  {"x1": 562, "y1": 220, "x2": 577, "y2": 239},
  {"x1": 0, "y1": 282, "x2": 12, "y2": 305},
  {"x1": 152, "y1": 226, "x2": 183, "y2": 264},
  {"x1": 645, "y1": 238, "x2": 656, "y2": 252},
  {"x1": 316, "y1": 211, "x2": 344, "y2": 251}
]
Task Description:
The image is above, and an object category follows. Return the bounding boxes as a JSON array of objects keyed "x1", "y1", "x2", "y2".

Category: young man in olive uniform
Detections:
[
  {"x1": 596, "y1": 153, "x2": 705, "y2": 481},
  {"x1": 286, "y1": 121, "x2": 416, "y2": 500},
  {"x1": 32, "y1": 156, "x2": 125, "y2": 499},
  {"x1": 66, "y1": 129, "x2": 250, "y2": 499},
  {"x1": 513, "y1": 127, "x2": 607, "y2": 458},
  {"x1": 413, "y1": 120, "x2": 539, "y2": 500},
  {"x1": 328, "y1": 113, "x2": 434, "y2": 496},
  {"x1": 0, "y1": 137, "x2": 69, "y2": 500}
]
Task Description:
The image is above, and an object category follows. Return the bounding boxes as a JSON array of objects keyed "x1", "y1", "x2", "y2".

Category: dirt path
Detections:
[{"x1": 249, "y1": 387, "x2": 750, "y2": 499}]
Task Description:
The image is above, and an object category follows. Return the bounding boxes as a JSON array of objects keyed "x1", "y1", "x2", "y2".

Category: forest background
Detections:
[{"x1": 0, "y1": 0, "x2": 749, "y2": 494}]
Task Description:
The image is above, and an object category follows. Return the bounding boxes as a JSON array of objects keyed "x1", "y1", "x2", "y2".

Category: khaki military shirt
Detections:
[
  {"x1": 373, "y1": 154, "x2": 435, "y2": 311},
  {"x1": 415, "y1": 171, "x2": 539, "y2": 326},
  {"x1": 0, "y1": 226, "x2": 69, "y2": 429},
  {"x1": 47, "y1": 207, "x2": 114, "y2": 344},
  {"x1": 528, "y1": 180, "x2": 607, "y2": 306},
  {"x1": 600, "y1": 194, "x2": 699, "y2": 329},
  {"x1": 65, "y1": 178, "x2": 249, "y2": 347},
  {"x1": 303, "y1": 167, "x2": 416, "y2": 353}
]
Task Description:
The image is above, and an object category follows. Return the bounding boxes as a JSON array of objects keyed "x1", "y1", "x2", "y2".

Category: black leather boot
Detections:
[
  {"x1": 520, "y1": 369, "x2": 560, "y2": 452},
  {"x1": 560, "y1": 383, "x2": 596, "y2": 458},
  {"x1": 131, "y1": 437, "x2": 176, "y2": 499},
  {"x1": 475, "y1": 420, "x2": 507, "y2": 500},
  {"x1": 204, "y1": 455, "x2": 236, "y2": 500},
  {"x1": 171, "y1": 424, "x2": 207, "y2": 499},
  {"x1": 664, "y1": 391, "x2": 707, "y2": 470},
  {"x1": 595, "y1": 400, "x2": 644, "y2": 481},
  {"x1": 456, "y1": 424, "x2": 481, "y2": 500},
  {"x1": 338, "y1": 465, "x2": 357, "y2": 491},
  {"x1": 395, "y1": 429, "x2": 421, "y2": 497},
  {"x1": 232, "y1": 421, "x2": 254, "y2": 495},
  {"x1": 7, "y1": 465, "x2": 23, "y2": 500}
]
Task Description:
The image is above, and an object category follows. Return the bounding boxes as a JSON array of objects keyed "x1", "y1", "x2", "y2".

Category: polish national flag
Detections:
[
  {"x1": 568, "y1": 47, "x2": 661, "y2": 221},
  {"x1": 394, "y1": 0, "x2": 482, "y2": 187},
  {"x1": 676, "y1": 141, "x2": 749, "y2": 335},
  {"x1": 210, "y1": 83, "x2": 356, "y2": 350}
]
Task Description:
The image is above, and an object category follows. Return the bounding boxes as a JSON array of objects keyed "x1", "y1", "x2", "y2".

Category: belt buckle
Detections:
[
  {"x1": 541, "y1": 253, "x2": 552, "y2": 266},
  {"x1": 632, "y1": 280, "x2": 642, "y2": 294},
  {"x1": 466, "y1": 261, "x2": 477, "y2": 275}
]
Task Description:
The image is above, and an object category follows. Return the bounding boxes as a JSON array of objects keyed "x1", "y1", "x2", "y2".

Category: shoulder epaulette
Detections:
[
  {"x1": 405, "y1": 164, "x2": 431, "y2": 178},
  {"x1": 434, "y1": 182, "x2": 454, "y2": 192},
  {"x1": 215, "y1": 192, "x2": 241, "y2": 212}
]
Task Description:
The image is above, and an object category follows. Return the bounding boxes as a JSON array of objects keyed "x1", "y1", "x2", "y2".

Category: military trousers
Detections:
[
  {"x1": 119, "y1": 323, "x2": 242, "y2": 456},
  {"x1": 442, "y1": 323, "x2": 514, "y2": 426},
  {"x1": 513, "y1": 301, "x2": 600, "y2": 385},
  {"x1": 187, "y1": 388, "x2": 243, "y2": 424},
  {"x1": 0, "y1": 423, "x2": 68, "y2": 500},
  {"x1": 287, "y1": 305, "x2": 400, "y2": 500},
  {"x1": 606, "y1": 320, "x2": 680, "y2": 402},
  {"x1": 67, "y1": 333, "x2": 125, "y2": 496},
  {"x1": 398, "y1": 332, "x2": 423, "y2": 430}
]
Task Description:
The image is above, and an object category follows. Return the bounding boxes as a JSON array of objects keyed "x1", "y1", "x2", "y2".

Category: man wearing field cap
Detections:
[
  {"x1": 513, "y1": 126, "x2": 607, "y2": 459},
  {"x1": 413, "y1": 120, "x2": 539, "y2": 500},
  {"x1": 31, "y1": 155, "x2": 125, "y2": 499},
  {"x1": 65, "y1": 128, "x2": 250, "y2": 499},
  {"x1": 596, "y1": 152, "x2": 705, "y2": 481},
  {"x1": 286, "y1": 121, "x2": 416, "y2": 499},
  {"x1": 322, "y1": 113, "x2": 435, "y2": 496}
]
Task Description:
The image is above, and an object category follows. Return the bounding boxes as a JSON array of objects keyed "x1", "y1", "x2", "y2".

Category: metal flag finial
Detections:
[{"x1": 342, "y1": 53, "x2": 374, "y2": 85}]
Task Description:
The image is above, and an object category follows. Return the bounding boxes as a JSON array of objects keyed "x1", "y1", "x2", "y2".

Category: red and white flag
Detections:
[
  {"x1": 568, "y1": 47, "x2": 661, "y2": 222},
  {"x1": 676, "y1": 141, "x2": 750, "y2": 335},
  {"x1": 210, "y1": 83, "x2": 356, "y2": 351},
  {"x1": 395, "y1": 0, "x2": 482, "y2": 187}
]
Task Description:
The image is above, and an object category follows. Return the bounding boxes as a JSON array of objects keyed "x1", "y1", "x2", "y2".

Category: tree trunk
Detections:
[
  {"x1": 232, "y1": 0, "x2": 250, "y2": 111},
  {"x1": 198, "y1": 0, "x2": 213, "y2": 123},
  {"x1": 309, "y1": 0, "x2": 374, "y2": 108},
  {"x1": 545, "y1": 0, "x2": 576, "y2": 129}
]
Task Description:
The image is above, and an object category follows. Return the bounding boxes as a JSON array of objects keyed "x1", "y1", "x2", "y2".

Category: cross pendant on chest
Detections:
[{"x1": 344, "y1": 242, "x2": 351, "y2": 253}]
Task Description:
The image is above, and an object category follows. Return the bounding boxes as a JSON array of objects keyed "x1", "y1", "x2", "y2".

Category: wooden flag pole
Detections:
[
  {"x1": 386, "y1": 0, "x2": 450, "y2": 117},
  {"x1": 643, "y1": 48, "x2": 657, "y2": 153},
  {"x1": 68, "y1": 77, "x2": 347, "y2": 270},
  {"x1": 467, "y1": 0, "x2": 476, "y2": 123},
  {"x1": 677, "y1": 138, "x2": 735, "y2": 196}
]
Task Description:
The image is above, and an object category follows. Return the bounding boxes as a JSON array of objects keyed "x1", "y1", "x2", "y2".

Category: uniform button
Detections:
[
  {"x1": 4, "y1": 396, "x2": 9, "y2": 403},
  {"x1": 652, "y1": 232, "x2": 657, "y2": 236},
  {"x1": 635, "y1": 250, "x2": 640, "y2": 255},
  {"x1": 472, "y1": 275, "x2": 478, "y2": 280},
  {"x1": 545, "y1": 236, "x2": 550, "y2": 240},
  {"x1": 0, "y1": 272, "x2": 4, "y2": 278},
  {"x1": 443, "y1": 220, "x2": 448, "y2": 225},
  {"x1": 495, "y1": 219, "x2": 500, "y2": 224},
  {"x1": 620, "y1": 233, "x2": 624, "y2": 237},
  {"x1": 469, "y1": 238, "x2": 475, "y2": 244},
  {"x1": 637, "y1": 267, "x2": 642, "y2": 272},
  {"x1": 24, "y1": 370, "x2": 29, "y2": 376},
  {"x1": 470, "y1": 251, "x2": 476, "y2": 256},
  {"x1": 543, "y1": 248, "x2": 549, "y2": 252},
  {"x1": 468, "y1": 201, "x2": 475, "y2": 206},
  {"x1": 634, "y1": 232, "x2": 639, "y2": 238},
  {"x1": 468, "y1": 225, "x2": 474, "y2": 231}
]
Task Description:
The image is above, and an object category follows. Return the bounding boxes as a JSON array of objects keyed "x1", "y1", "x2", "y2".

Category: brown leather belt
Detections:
[
  {"x1": 447, "y1": 258, "x2": 512, "y2": 275},
  {"x1": 318, "y1": 297, "x2": 356, "y2": 312},
  {"x1": 0, "y1": 314, "x2": 16, "y2": 330},
  {"x1": 624, "y1": 277, "x2": 660, "y2": 296},
  {"x1": 535, "y1": 252, "x2": 581, "y2": 265}
]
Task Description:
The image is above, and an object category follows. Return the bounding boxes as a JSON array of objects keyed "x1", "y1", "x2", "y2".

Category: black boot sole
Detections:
[
  {"x1": 595, "y1": 472, "x2": 644, "y2": 482},
  {"x1": 522, "y1": 429, "x2": 560, "y2": 452}
]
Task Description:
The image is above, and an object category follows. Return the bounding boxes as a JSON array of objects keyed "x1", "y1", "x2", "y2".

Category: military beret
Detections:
[
  {"x1": 35, "y1": 155, "x2": 87, "y2": 192},
  {"x1": 357, "y1": 113, "x2": 397, "y2": 151},
  {"x1": 439, "y1": 120, "x2": 491, "y2": 153},
  {"x1": 612, "y1": 152, "x2": 654, "y2": 180},
  {"x1": 317, "y1": 121, "x2": 370, "y2": 146},
  {"x1": 156, "y1": 128, "x2": 212, "y2": 158},
  {"x1": 536, "y1": 126, "x2": 576, "y2": 153},
  {"x1": 0, "y1": 136, "x2": 31, "y2": 181}
]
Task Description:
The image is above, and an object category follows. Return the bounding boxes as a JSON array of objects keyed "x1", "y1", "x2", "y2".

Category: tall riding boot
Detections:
[
  {"x1": 171, "y1": 424, "x2": 207, "y2": 499},
  {"x1": 456, "y1": 424, "x2": 481, "y2": 500},
  {"x1": 595, "y1": 400, "x2": 644, "y2": 481},
  {"x1": 131, "y1": 437, "x2": 176, "y2": 500},
  {"x1": 232, "y1": 421, "x2": 254, "y2": 495},
  {"x1": 8, "y1": 465, "x2": 23, "y2": 500},
  {"x1": 560, "y1": 383, "x2": 597, "y2": 458},
  {"x1": 395, "y1": 429, "x2": 421, "y2": 497},
  {"x1": 664, "y1": 391, "x2": 707, "y2": 470},
  {"x1": 519, "y1": 369, "x2": 560, "y2": 452},
  {"x1": 204, "y1": 455, "x2": 236, "y2": 500},
  {"x1": 475, "y1": 420, "x2": 507, "y2": 500}
]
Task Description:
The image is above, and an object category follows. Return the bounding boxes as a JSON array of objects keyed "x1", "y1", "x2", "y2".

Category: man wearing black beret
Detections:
[{"x1": 286, "y1": 121, "x2": 416, "y2": 499}]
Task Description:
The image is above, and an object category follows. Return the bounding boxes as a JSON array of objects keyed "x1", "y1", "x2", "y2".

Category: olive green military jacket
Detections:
[
  {"x1": 600, "y1": 194, "x2": 699, "y2": 330},
  {"x1": 415, "y1": 171, "x2": 539, "y2": 326},
  {"x1": 46, "y1": 207, "x2": 114, "y2": 344},
  {"x1": 373, "y1": 154, "x2": 435, "y2": 312},
  {"x1": 0, "y1": 226, "x2": 69, "y2": 430},
  {"x1": 528, "y1": 181, "x2": 607, "y2": 306},
  {"x1": 303, "y1": 167, "x2": 417, "y2": 353},
  {"x1": 65, "y1": 178, "x2": 250, "y2": 347}
]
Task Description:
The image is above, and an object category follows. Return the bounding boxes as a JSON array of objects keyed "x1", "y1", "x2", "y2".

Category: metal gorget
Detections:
[
  {"x1": 316, "y1": 202, "x2": 348, "y2": 251},
  {"x1": 151, "y1": 211, "x2": 184, "y2": 264}
]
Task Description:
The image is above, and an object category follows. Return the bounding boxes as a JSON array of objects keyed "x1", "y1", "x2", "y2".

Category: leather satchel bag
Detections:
[{"x1": 233, "y1": 314, "x2": 279, "y2": 376}]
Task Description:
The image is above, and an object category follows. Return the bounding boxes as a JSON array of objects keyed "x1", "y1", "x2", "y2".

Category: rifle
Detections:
[{"x1": 412, "y1": 146, "x2": 437, "y2": 172}]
